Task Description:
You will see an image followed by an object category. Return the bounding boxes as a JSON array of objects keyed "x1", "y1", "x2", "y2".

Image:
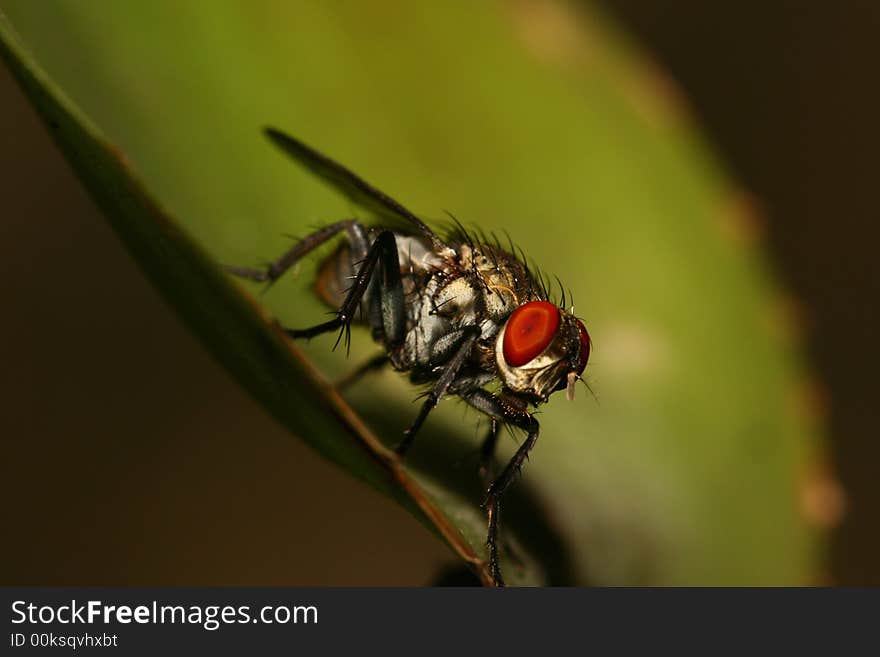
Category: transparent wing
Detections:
[{"x1": 264, "y1": 127, "x2": 446, "y2": 249}]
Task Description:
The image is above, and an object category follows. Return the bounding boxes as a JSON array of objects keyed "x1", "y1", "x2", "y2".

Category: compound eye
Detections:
[
  {"x1": 574, "y1": 319, "x2": 591, "y2": 375},
  {"x1": 502, "y1": 301, "x2": 561, "y2": 367}
]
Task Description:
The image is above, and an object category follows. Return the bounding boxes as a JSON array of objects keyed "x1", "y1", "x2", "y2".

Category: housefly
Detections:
[{"x1": 228, "y1": 128, "x2": 592, "y2": 586}]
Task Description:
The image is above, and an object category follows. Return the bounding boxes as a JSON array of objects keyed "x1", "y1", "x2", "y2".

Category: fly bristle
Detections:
[
  {"x1": 579, "y1": 377, "x2": 598, "y2": 403},
  {"x1": 554, "y1": 275, "x2": 567, "y2": 309},
  {"x1": 533, "y1": 265, "x2": 550, "y2": 301},
  {"x1": 442, "y1": 211, "x2": 475, "y2": 250},
  {"x1": 441, "y1": 220, "x2": 567, "y2": 304}
]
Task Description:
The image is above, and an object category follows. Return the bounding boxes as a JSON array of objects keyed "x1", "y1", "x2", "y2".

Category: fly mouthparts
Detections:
[{"x1": 566, "y1": 371, "x2": 578, "y2": 401}]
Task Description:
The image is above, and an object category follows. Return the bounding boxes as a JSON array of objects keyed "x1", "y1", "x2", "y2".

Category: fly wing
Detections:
[{"x1": 264, "y1": 127, "x2": 447, "y2": 251}]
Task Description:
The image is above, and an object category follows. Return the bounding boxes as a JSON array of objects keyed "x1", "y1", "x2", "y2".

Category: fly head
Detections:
[{"x1": 494, "y1": 300, "x2": 591, "y2": 403}]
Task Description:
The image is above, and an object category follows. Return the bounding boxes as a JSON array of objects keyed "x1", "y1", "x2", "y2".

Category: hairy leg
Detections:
[{"x1": 463, "y1": 388, "x2": 540, "y2": 587}]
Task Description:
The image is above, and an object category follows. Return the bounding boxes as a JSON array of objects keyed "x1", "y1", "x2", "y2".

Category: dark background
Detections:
[{"x1": 1, "y1": 2, "x2": 877, "y2": 584}]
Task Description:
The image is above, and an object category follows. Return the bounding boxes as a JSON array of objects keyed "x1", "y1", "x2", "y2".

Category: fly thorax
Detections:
[
  {"x1": 434, "y1": 276, "x2": 478, "y2": 325},
  {"x1": 463, "y1": 245, "x2": 524, "y2": 319}
]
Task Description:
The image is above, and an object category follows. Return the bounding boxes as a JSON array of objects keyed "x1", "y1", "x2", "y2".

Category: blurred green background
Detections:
[{"x1": 1, "y1": 0, "x2": 874, "y2": 584}]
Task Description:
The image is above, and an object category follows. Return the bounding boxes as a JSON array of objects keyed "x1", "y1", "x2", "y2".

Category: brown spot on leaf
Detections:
[
  {"x1": 508, "y1": 0, "x2": 690, "y2": 129},
  {"x1": 507, "y1": 0, "x2": 595, "y2": 68},
  {"x1": 787, "y1": 376, "x2": 829, "y2": 426},
  {"x1": 620, "y1": 53, "x2": 692, "y2": 130},
  {"x1": 804, "y1": 571, "x2": 836, "y2": 586},
  {"x1": 799, "y1": 456, "x2": 846, "y2": 530},
  {"x1": 716, "y1": 190, "x2": 765, "y2": 246}
]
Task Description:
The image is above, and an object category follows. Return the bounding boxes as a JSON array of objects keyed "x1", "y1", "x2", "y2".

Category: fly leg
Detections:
[
  {"x1": 285, "y1": 230, "x2": 404, "y2": 353},
  {"x1": 225, "y1": 219, "x2": 357, "y2": 285},
  {"x1": 394, "y1": 326, "x2": 482, "y2": 456},
  {"x1": 463, "y1": 388, "x2": 540, "y2": 587}
]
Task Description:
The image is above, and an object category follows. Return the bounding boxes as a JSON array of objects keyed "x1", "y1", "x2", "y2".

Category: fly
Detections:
[{"x1": 227, "y1": 128, "x2": 592, "y2": 586}]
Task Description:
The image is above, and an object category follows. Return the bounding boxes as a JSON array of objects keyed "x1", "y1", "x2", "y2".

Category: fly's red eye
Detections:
[
  {"x1": 502, "y1": 301, "x2": 560, "y2": 367},
  {"x1": 575, "y1": 319, "x2": 591, "y2": 375}
]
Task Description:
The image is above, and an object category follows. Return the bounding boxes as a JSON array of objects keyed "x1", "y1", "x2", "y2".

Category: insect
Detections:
[{"x1": 228, "y1": 128, "x2": 591, "y2": 586}]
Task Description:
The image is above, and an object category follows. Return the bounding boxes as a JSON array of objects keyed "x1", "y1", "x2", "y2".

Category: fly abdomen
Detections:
[{"x1": 314, "y1": 242, "x2": 353, "y2": 310}]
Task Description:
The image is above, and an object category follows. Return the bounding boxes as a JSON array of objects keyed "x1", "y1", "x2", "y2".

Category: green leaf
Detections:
[{"x1": 0, "y1": 1, "x2": 824, "y2": 584}]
